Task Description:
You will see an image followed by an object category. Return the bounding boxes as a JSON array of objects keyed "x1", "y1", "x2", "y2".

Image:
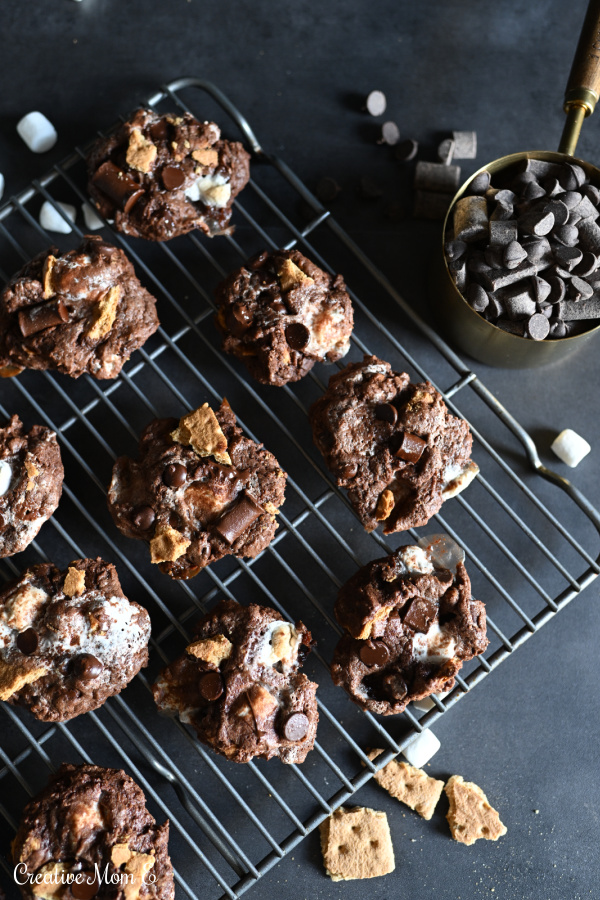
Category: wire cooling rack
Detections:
[{"x1": 1, "y1": 78, "x2": 600, "y2": 900}]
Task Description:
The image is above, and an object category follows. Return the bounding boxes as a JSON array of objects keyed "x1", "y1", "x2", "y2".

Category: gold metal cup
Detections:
[{"x1": 432, "y1": 0, "x2": 600, "y2": 369}]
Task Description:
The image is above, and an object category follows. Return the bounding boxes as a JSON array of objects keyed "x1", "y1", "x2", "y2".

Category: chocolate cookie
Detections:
[
  {"x1": 107, "y1": 400, "x2": 287, "y2": 578},
  {"x1": 215, "y1": 249, "x2": 354, "y2": 386},
  {"x1": 0, "y1": 558, "x2": 150, "y2": 721},
  {"x1": 12, "y1": 763, "x2": 174, "y2": 900},
  {"x1": 309, "y1": 355, "x2": 479, "y2": 533},
  {"x1": 87, "y1": 108, "x2": 250, "y2": 241},
  {"x1": 331, "y1": 538, "x2": 488, "y2": 715},
  {"x1": 0, "y1": 236, "x2": 159, "y2": 380},
  {"x1": 0, "y1": 415, "x2": 63, "y2": 558},
  {"x1": 153, "y1": 598, "x2": 318, "y2": 763}
]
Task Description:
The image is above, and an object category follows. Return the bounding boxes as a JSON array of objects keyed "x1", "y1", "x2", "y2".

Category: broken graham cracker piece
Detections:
[
  {"x1": 150, "y1": 526, "x2": 191, "y2": 564},
  {"x1": 0, "y1": 660, "x2": 48, "y2": 701},
  {"x1": 63, "y1": 566, "x2": 87, "y2": 598},
  {"x1": 87, "y1": 284, "x2": 121, "y2": 341},
  {"x1": 277, "y1": 258, "x2": 314, "y2": 292},
  {"x1": 186, "y1": 634, "x2": 232, "y2": 667},
  {"x1": 192, "y1": 146, "x2": 219, "y2": 167},
  {"x1": 445, "y1": 775, "x2": 507, "y2": 845},
  {"x1": 375, "y1": 489, "x2": 395, "y2": 522},
  {"x1": 24, "y1": 459, "x2": 39, "y2": 492},
  {"x1": 367, "y1": 749, "x2": 444, "y2": 821},
  {"x1": 171, "y1": 403, "x2": 231, "y2": 466},
  {"x1": 42, "y1": 254, "x2": 57, "y2": 299},
  {"x1": 319, "y1": 806, "x2": 395, "y2": 881},
  {"x1": 111, "y1": 844, "x2": 155, "y2": 900},
  {"x1": 126, "y1": 128, "x2": 158, "y2": 173}
]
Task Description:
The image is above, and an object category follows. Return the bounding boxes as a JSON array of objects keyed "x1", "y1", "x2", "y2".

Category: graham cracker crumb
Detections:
[
  {"x1": 171, "y1": 403, "x2": 231, "y2": 465},
  {"x1": 150, "y1": 526, "x2": 191, "y2": 563},
  {"x1": 24, "y1": 459, "x2": 39, "y2": 492},
  {"x1": 42, "y1": 254, "x2": 57, "y2": 299},
  {"x1": 111, "y1": 844, "x2": 132, "y2": 867},
  {"x1": 87, "y1": 284, "x2": 121, "y2": 341},
  {"x1": 192, "y1": 147, "x2": 219, "y2": 167},
  {"x1": 375, "y1": 489, "x2": 395, "y2": 521},
  {"x1": 126, "y1": 129, "x2": 158, "y2": 173},
  {"x1": 63, "y1": 566, "x2": 86, "y2": 598},
  {"x1": 445, "y1": 775, "x2": 507, "y2": 845},
  {"x1": 277, "y1": 258, "x2": 314, "y2": 292},
  {"x1": 319, "y1": 806, "x2": 395, "y2": 881},
  {"x1": 186, "y1": 634, "x2": 232, "y2": 667},
  {"x1": 368, "y1": 750, "x2": 444, "y2": 820}
]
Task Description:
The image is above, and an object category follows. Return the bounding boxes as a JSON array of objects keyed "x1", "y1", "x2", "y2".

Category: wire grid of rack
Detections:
[{"x1": 1, "y1": 78, "x2": 600, "y2": 900}]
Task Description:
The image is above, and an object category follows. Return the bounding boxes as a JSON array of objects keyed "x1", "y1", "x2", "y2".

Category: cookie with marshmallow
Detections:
[
  {"x1": 331, "y1": 537, "x2": 488, "y2": 715},
  {"x1": 0, "y1": 415, "x2": 63, "y2": 558},
  {"x1": 87, "y1": 108, "x2": 250, "y2": 241}
]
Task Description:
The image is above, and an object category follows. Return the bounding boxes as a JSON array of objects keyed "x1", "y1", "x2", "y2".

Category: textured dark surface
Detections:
[{"x1": 2, "y1": 1, "x2": 600, "y2": 899}]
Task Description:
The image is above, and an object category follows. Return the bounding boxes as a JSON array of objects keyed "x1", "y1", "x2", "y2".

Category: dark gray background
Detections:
[{"x1": 2, "y1": 1, "x2": 600, "y2": 898}]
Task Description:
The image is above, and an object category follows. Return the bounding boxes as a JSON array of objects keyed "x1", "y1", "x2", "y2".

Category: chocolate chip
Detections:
[
  {"x1": 339, "y1": 462, "x2": 358, "y2": 480},
  {"x1": 133, "y1": 505, "x2": 155, "y2": 530},
  {"x1": 403, "y1": 597, "x2": 436, "y2": 631},
  {"x1": 74, "y1": 654, "x2": 103, "y2": 681},
  {"x1": 18, "y1": 299, "x2": 69, "y2": 337},
  {"x1": 316, "y1": 176, "x2": 341, "y2": 204},
  {"x1": 545, "y1": 199, "x2": 569, "y2": 226},
  {"x1": 395, "y1": 432, "x2": 427, "y2": 463},
  {"x1": 554, "y1": 224, "x2": 579, "y2": 246},
  {"x1": 365, "y1": 90, "x2": 386, "y2": 116},
  {"x1": 467, "y1": 283, "x2": 489, "y2": 313},
  {"x1": 16, "y1": 628, "x2": 38, "y2": 655},
  {"x1": 582, "y1": 183, "x2": 600, "y2": 205},
  {"x1": 199, "y1": 671, "x2": 223, "y2": 701},
  {"x1": 572, "y1": 251, "x2": 598, "y2": 278},
  {"x1": 359, "y1": 640, "x2": 390, "y2": 667},
  {"x1": 382, "y1": 672, "x2": 407, "y2": 700},
  {"x1": 285, "y1": 322, "x2": 310, "y2": 350},
  {"x1": 247, "y1": 250, "x2": 269, "y2": 270},
  {"x1": 149, "y1": 120, "x2": 169, "y2": 142},
  {"x1": 71, "y1": 874, "x2": 100, "y2": 900},
  {"x1": 227, "y1": 302, "x2": 253, "y2": 335},
  {"x1": 521, "y1": 181, "x2": 546, "y2": 201},
  {"x1": 469, "y1": 171, "x2": 491, "y2": 194},
  {"x1": 526, "y1": 313, "x2": 550, "y2": 341},
  {"x1": 550, "y1": 317, "x2": 567, "y2": 337},
  {"x1": 91, "y1": 161, "x2": 144, "y2": 213},
  {"x1": 531, "y1": 276, "x2": 551, "y2": 303},
  {"x1": 163, "y1": 463, "x2": 187, "y2": 488},
  {"x1": 375, "y1": 403, "x2": 398, "y2": 426},
  {"x1": 394, "y1": 138, "x2": 418, "y2": 161},
  {"x1": 547, "y1": 276, "x2": 566, "y2": 304},
  {"x1": 214, "y1": 492, "x2": 264, "y2": 544},
  {"x1": 162, "y1": 166, "x2": 186, "y2": 191},
  {"x1": 503, "y1": 241, "x2": 527, "y2": 270},
  {"x1": 554, "y1": 245, "x2": 583, "y2": 271},
  {"x1": 283, "y1": 712, "x2": 310, "y2": 741},
  {"x1": 569, "y1": 276, "x2": 594, "y2": 300},
  {"x1": 437, "y1": 138, "x2": 455, "y2": 164},
  {"x1": 379, "y1": 121, "x2": 400, "y2": 145},
  {"x1": 445, "y1": 239, "x2": 467, "y2": 261}
]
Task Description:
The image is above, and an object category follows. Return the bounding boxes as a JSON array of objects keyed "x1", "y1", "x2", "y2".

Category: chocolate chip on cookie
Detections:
[{"x1": 153, "y1": 598, "x2": 318, "y2": 763}]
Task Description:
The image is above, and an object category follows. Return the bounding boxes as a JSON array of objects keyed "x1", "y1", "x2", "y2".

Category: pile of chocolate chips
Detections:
[{"x1": 445, "y1": 158, "x2": 600, "y2": 339}]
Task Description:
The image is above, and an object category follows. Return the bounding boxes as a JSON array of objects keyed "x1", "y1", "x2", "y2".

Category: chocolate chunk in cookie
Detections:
[
  {"x1": 0, "y1": 236, "x2": 159, "y2": 379},
  {"x1": 153, "y1": 598, "x2": 318, "y2": 763},
  {"x1": 215, "y1": 249, "x2": 354, "y2": 386},
  {"x1": 87, "y1": 108, "x2": 250, "y2": 241},
  {"x1": 0, "y1": 558, "x2": 150, "y2": 721},
  {"x1": 309, "y1": 355, "x2": 478, "y2": 533},
  {"x1": 330, "y1": 540, "x2": 488, "y2": 715},
  {"x1": 12, "y1": 763, "x2": 174, "y2": 900},
  {"x1": 107, "y1": 400, "x2": 287, "y2": 578},
  {"x1": 0, "y1": 415, "x2": 63, "y2": 557}
]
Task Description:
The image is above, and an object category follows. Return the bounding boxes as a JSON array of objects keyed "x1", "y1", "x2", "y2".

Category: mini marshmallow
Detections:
[
  {"x1": 82, "y1": 203, "x2": 104, "y2": 230},
  {"x1": 0, "y1": 461, "x2": 12, "y2": 496},
  {"x1": 17, "y1": 112, "x2": 58, "y2": 154},
  {"x1": 39, "y1": 201, "x2": 76, "y2": 234},
  {"x1": 412, "y1": 690, "x2": 451, "y2": 713},
  {"x1": 551, "y1": 429, "x2": 591, "y2": 467},
  {"x1": 402, "y1": 728, "x2": 441, "y2": 768}
]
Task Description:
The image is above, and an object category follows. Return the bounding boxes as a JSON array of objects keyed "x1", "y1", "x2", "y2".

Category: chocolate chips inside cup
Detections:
[{"x1": 445, "y1": 158, "x2": 600, "y2": 339}]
